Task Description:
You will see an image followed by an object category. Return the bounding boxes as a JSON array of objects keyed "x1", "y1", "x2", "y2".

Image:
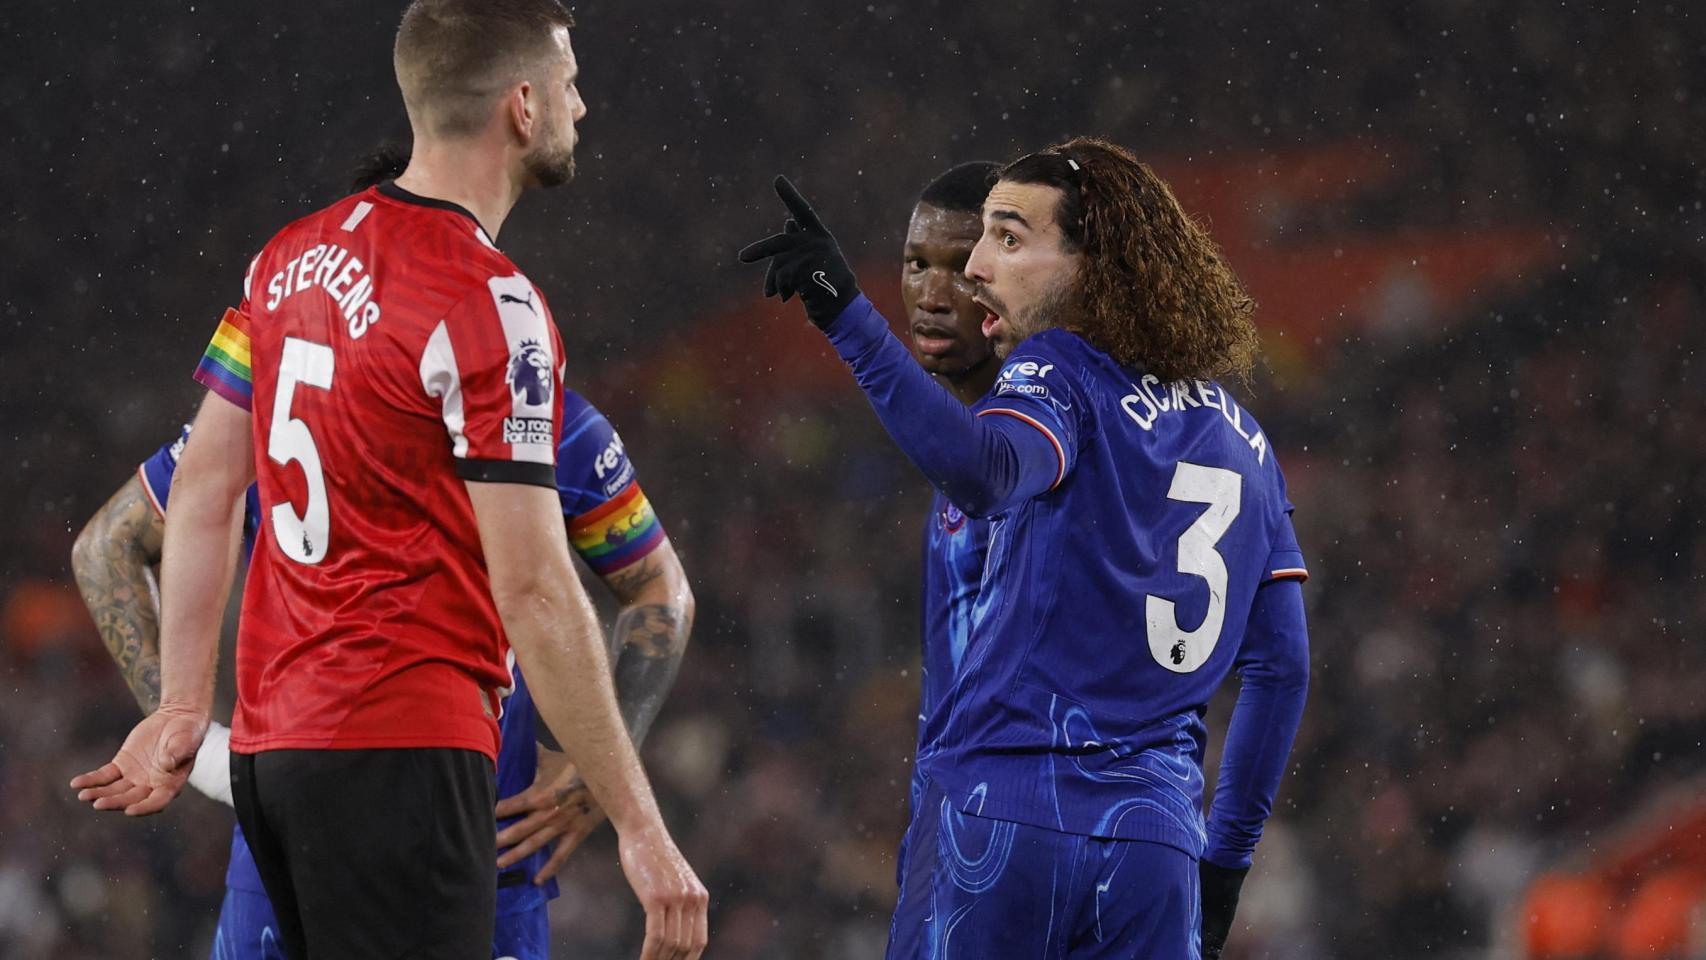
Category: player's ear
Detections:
[{"x1": 507, "y1": 82, "x2": 536, "y2": 145}]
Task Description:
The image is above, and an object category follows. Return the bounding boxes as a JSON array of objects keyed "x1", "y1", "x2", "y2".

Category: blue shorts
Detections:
[
  {"x1": 492, "y1": 903, "x2": 550, "y2": 960},
  {"x1": 210, "y1": 888, "x2": 286, "y2": 960},
  {"x1": 887, "y1": 783, "x2": 1200, "y2": 959},
  {"x1": 208, "y1": 888, "x2": 551, "y2": 960}
]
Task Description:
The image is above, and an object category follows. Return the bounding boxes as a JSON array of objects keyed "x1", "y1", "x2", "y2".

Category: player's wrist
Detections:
[
  {"x1": 155, "y1": 696, "x2": 213, "y2": 724},
  {"x1": 1200, "y1": 859, "x2": 1250, "y2": 888},
  {"x1": 823, "y1": 293, "x2": 885, "y2": 357},
  {"x1": 598, "y1": 783, "x2": 665, "y2": 835},
  {"x1": 800, "y1": 269, "x2": 859, "y2": 329}
]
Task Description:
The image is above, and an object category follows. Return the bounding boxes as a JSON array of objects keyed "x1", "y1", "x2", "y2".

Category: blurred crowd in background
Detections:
[{"x1": 2, "y1": 1, "x2": 1702, "y2": 958}]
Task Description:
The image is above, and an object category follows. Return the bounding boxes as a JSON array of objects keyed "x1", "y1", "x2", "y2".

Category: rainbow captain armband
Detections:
[
  {"x1": 568, "y1": 480, "x2": 666, "y2": 575},
  {"x1": 193, "y1": 307, "x2": 254, "y2": 410}
]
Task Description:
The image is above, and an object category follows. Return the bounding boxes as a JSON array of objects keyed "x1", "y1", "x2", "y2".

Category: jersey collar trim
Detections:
[{"x1": 376, "y1": 181, "x2": 482, "y2": 228}]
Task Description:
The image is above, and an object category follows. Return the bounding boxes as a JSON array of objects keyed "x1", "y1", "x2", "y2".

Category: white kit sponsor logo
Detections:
[
  {"x1": 594, "y1": 432, "x2": 634, "y2": 496},
  {"x1": 995, "y1": 359, "x2": 1055, "y2": 399}
]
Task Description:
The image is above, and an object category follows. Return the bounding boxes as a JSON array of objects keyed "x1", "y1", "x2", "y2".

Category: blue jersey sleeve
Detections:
[
  {"x1": 1204, "y1": 576, "x2": 1310, "y2": 869},
  {"x1": 554, "y1": 388, "x2": 666, "y2": 575},
  {"x1": 973, "y1": 334, "x2": 1089, "y2": 490},
  {"x1": 141, "y1": 423, "x2": 264, "y2": 554},
  {"x1": 825, "y1": 294, "x2": 1063, "y2": 517},
  {"x1": 138, "y1": 425, "x2": 194, "y2": 516},
  {"x1": 1262, "y1": 465, "x2": 1308, "y2": 581},
  {"x1": 555, "y1": 389, "x2": 634, "y2": 516},
  {"x1": 1266, "y1": 511, "x2": 1308, "y2": 582}
]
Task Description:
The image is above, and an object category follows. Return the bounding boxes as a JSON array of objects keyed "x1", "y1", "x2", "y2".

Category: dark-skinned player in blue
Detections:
[
  {"x1": 898, "y1": 161, "x2": 1001, "y2": 824},
  {"x1": 740, "y1": 138, "x2": 1310, "y2": 959}
]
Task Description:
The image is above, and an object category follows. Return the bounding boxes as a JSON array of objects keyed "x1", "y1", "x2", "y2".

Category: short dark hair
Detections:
[
  {"x1": 394, "y1": 0, "x2": 575, "y2": 137},
  {"x1": 349, "y1": 143, "x2": 411, "y2": 191},
  {"x1": 917, "y1": 161, "x2": 999, "y2": 215},
  {"x1": 998, "y1": 137, "x2": 1258, "y2": 384}
]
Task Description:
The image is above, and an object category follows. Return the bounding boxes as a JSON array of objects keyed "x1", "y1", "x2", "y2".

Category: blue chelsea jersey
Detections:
[
  {"x1": 916, "y1": 328, "x2": 1307, "y2": 856},
  {"x1": 912, "y1": 491, "x2": 992, "y2": 813}
]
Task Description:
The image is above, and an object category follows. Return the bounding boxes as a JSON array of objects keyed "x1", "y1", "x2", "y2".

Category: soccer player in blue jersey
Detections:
[
  {"x1": 71, "y1": 387, "x2": 694, "y2": 960},
  {"x1": 741, "y1": 138, "x2": 1311, "y2": 958},
  {"x1": 896, "y1": 161, "x2": 1001, "y2": 821}
]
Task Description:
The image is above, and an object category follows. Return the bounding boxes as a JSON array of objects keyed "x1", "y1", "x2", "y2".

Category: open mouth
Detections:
[{"x1": 972, "y1": 296, "x2": 1004, "y2": 339}]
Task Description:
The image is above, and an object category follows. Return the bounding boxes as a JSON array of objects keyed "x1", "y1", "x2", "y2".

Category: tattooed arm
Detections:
[
  {"x1": 71, "y1": 475, "x2": 166, "y2": 713},
  {"x1": 597, "y1": 538, "x2": 696, "y2": 748},
  {"x1": 528, "y1": 539, "x2": 695, "y2": 753},
  {"x1": 496, "y1": 536, "x2": 695, "y2": 882}
]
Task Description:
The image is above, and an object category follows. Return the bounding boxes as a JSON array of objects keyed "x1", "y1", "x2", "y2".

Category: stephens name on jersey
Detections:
[{"x1": 195, "y1": 181, "x2": 566, "y2": 760}]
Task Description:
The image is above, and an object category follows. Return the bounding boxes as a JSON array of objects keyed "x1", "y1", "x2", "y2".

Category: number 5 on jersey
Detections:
[
  {"x1": 1147, "y1": 461, "x2": 1241, "y2": 673},
  {"x1": 270, "y1": 337, "x2": 335, "y2": 564}
]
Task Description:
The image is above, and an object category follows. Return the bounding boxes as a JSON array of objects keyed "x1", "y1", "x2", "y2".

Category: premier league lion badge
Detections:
[{"x1": 506, "y1": 339, "x2": 552, "y2": 409}]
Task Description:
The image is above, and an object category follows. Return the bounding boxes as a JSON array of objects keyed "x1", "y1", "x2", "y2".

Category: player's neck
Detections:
[{"x1": 393, "y1": 143, "x2": 523, "y2": 241}]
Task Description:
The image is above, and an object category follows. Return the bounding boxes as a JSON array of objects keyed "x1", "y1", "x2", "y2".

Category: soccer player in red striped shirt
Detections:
[{"x1": 70, "y1": 3, "x2": 708, "y2": 958}]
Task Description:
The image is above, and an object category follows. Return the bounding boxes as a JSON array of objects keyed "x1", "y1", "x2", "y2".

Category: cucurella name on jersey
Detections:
[
  {"x1": 1120, "y1": 374, "x2": 1269, "y2": 464},
  {"x1": 999, "y1": 361, "x2": 1270, "y2": 465},
  {"x1": 825, "y1": 296, "x2": 1308, "y2": 858}
]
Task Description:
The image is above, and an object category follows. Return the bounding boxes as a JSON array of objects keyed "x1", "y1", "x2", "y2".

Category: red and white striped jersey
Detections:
[{"x1": 194, "y1": 181, "x2": 565, "y2": 760}]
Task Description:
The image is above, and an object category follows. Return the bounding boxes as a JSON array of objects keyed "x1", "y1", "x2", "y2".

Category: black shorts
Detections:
[{"x1": 231, "y1": 747, "x2": 497, "y2": 960}]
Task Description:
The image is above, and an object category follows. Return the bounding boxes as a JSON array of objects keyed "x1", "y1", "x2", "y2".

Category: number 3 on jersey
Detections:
[
  {"x1": 1147, "y1": 461, "x2": 1241, "y2": 673},
  {"x1": 270, "y1": 337, "x2": 335, "y2": 564}
]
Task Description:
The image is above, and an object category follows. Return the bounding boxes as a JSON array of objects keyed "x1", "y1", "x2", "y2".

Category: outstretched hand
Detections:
[
  {"x1": 70, "y1": 706, "x2": 209, "y2": 817},
  {"x1": 737, "y1": 175, "x2": 860, "y2": 328}
]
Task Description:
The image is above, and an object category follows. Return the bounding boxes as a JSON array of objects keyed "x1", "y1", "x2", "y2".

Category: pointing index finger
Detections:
[
  {"x1": 737, "y1": 232, "x2": 801, "y2": 263},
  {"x1": 772, "y1": 175, "x2": 824, "y2": 233}
]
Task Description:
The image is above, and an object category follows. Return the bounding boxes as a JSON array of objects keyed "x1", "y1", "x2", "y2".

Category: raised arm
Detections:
[
  {"x1": 737, "y1": 176, "x2": 1062, "y2": 517},
  {"x1": 824, "y1": 295, "x2": 1062, "y2": 516}
]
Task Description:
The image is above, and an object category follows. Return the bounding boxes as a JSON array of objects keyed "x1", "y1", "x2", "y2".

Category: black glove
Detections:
[
  {"x1": 737, "y1": 175, "x2": 860, "y2": 328},
  {"x1": 1199, "y1": 860, "x2": 1250, "y2": 959}
]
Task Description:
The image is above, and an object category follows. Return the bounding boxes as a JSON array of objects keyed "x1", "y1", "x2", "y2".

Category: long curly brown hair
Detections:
[{"x1": 999, "y1": 137, "x2": 1258, "y2": 383}]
